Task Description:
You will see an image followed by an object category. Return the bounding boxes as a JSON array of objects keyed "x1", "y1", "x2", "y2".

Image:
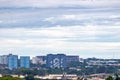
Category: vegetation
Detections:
[
  {"x1": 106, "y1": 74, "x2": 120, "y2": 80},
  {"x1": 0, "y1": 60, "x2": 119, "y2": 77},
  {"x1": 0, "y1": 75, "x2": 24, "y2": 80},
  {"x1": 0, "y1": 68, "x2": 46, "y2": 76}
]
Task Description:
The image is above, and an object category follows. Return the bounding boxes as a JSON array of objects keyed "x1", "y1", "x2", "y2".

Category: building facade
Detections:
[
  {"x1": 32, "y1": 56, "x2": 46, "y2": 64},
  {"x1": 0, "y1": 55, "x2": 8, "y2": 65},
  {"x1": 0, "y1": 56, "x2": 2, "y2": 64},
  {"x1": 46, "y1": 54, "x2": 80, "y2": 68},
  {"x1": 32, "y1": 57, "x2": 38, "y2": 64},
  {"x1": 20, "y1": 56, "x2": 30, "y2": 68},
  {"x1": 66, "y1": 56, "x2": 79, "y2": 65},
  {"x1": 36, "y1": 56, "x2": 46, "y2": 64},
  {"x1": 46, "y1": 54, "x2": 67, "y2": 68},
  {"x1": 8, "y1": 54, "x2": 18, "y2": 69}
]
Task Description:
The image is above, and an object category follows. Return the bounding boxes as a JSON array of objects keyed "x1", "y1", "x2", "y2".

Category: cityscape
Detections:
[
  {"x1": 0, "y1": 53, "x2": 80, "y2": 69},
  {"x1": 0, "y1": 0, "x2": 120, "y2": 80},
  {"x1": 0, "y1": 53, "x2": 120, "y2": 80}
]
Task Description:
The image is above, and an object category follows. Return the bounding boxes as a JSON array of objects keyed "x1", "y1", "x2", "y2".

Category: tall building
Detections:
[
  {"x1": 0, "y1": 56, "x2": 2, "y2": 64},
  {"x1": 8, "y1": 54, "x2": 18, "y2": 69},
  {"x1": 2, "y1": 55, "x2": 8, "y2": 65},
  {"x1": 0, "y1": 55, "x2": 8, "y2": 65},
  {"x1": 20, "y1": 56, "x2": 30, "y2": 68},
  {"x1": 46, "y1": 54, "x2": 80, "y2": 68},
  {"x1": 46, "y1": 54, "x2": 66, "y2": 68},
  {"x1": 66, "y1": 56, "x2": 79, "y2": 65}
]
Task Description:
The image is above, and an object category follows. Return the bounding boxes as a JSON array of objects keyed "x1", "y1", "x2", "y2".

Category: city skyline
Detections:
[{"x1": 0, "y1": 0, "x2": 120, "y2": 59}]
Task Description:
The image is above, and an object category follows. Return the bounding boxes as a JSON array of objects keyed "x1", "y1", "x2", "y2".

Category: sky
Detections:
[{"x1": 0, "y1": 0, "x2": 120, "y2": 59}]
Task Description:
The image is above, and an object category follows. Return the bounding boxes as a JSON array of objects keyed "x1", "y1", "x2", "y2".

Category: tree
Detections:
[
  {"x1": 106, "y1": 76, "x2": 113, "y2": 80},
  {"x1": 0, "y1": 75, "x2": 24, "y2": 80},
  {"x1": 25, "y1": 75, "x2": 35, "y2": 80},
  {"x1": 115, "y1": 74, "x2": 120, "y2": 80},
  {"x1": 106, "y1": 74, "x2": 120, "y2": 80}
]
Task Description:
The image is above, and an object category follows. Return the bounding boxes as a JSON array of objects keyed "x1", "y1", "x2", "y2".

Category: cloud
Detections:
[
  {"x1": 0, "y1": 25, "x2": 120, "y2": 43},
  {"x1": 43, "y1": 13, "x2": 120, "y2": 26},
  {"x1": 0, "y1": 7, "x2": 119, "y2": 28},
  {"x1": 0, "y1": 0, "x2": 120, "y2": 8},
  {"x1": 0, "y1": 38, "x2": 120, "y2": 58},
  {"x1": 0, "y1": 0, "x2": 120, "y2": 58},
  {"x1": 0, "y1": 25, "x2": 120, "y2": 58}
]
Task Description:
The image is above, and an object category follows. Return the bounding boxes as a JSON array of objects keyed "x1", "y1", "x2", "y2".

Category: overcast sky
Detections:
[{"x1": 0, "y1": 0, "x2": 120, "y2": 58}]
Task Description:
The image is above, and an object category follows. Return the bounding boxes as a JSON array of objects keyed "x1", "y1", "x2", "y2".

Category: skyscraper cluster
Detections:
[
  {"x1": 0, "y1": 53, "x2": 79, "y2": 69},
  {"x1": 0, "y1": 54, "x2": 30, "y2": 69},
  {"x1": 36, "y1": 54, "x2": 79, "y2": 68}
]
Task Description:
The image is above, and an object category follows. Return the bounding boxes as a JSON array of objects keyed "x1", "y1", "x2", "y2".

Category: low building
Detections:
[
  {"x1": 87, "y1": 78, "x2": 105, "y2": 80},
  {"x1": 32, "y1": 56, "x2": 46, "y2": 65},
  {"x1": 32, "y1": 57, "x2": 38, "y2": 64},
  {"x1": 11, "y1": 75, "x2": 19, "y2": 77},
  {"x1": 36, "y1": 56, "x2": 46, "y2": 64},
  {"x1": 19, "y1": 75, "x2": 25, "y2": 78},
  {"x1": 89, "y1": 73, "x2": 110, "y2": 79},
  {"x1": 39, "y1": 74, "x2": 78, "y2": 80},
  {"x1": 0, "y1": 74, "x2": 2, "y2": 77}
]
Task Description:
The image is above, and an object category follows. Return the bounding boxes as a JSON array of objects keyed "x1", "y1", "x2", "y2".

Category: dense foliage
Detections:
[
  {"x1": 0, "y1": 61, "x2": 119, "y2": 76},
  {"x1": 0, "y1": 75, "x2": 24, "y2": 80},
  {"x1": 106, "y1": 74, "x2": 120, "y2": 80}
]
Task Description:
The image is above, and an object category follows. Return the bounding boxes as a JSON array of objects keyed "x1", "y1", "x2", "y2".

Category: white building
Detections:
[
  {"x1": 39, "y1": 74, "x2": 78, "y2": 80},
  {"x1": 32, "y1": 56, "x2": 46, "y2": 64},
  {"x1": 32, "y1": 57, "x2": 38, "y2": 64}
]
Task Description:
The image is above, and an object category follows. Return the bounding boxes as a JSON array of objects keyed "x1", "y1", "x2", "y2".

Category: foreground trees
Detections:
[
  {"x1": 0, "y1": 75, "x2": 41, "y2": 80},
  {"x1": 106, "y1": 74, "x2": 120, "y2": 80},
  {"x1": 0, "y1": 75, "x2": 24, "y2": 80}
]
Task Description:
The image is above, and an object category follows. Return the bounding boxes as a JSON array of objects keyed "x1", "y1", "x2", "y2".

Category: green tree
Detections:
[
  {"x1": 106, "y1": 76, "x2": 113, "y2": 80},
  {"x1": 0, "y1": 76, "x2": 24, "y2": 80},
  {"x1": 25, "y1": 75, "x2": 35, "y2": 80},
  {"x1": 106, "y1": 74, "x2": 120, "y2": 80},
  {"x1": 115, "y1": 74, "x2": 120, "y2": 80}
]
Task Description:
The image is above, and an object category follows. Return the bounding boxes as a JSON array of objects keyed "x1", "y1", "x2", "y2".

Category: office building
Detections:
[
  {"x1": 8, "y1": 54, "x2": 18, "y2": 69},
  {"x1": 36, "y1": 56, "x2": 46, "y2": 64},
  {"x1": 32, "y1": 57, "x2": 38, "y2": 64},
  {"x1": 0, "y1": 55, "x2": 8, "y2": 65},
  {"x1": 2, "y1": 55, "x2": 8, "y2": 65},
  {"x1": 32, "y1": 56, "x2": 46, "y2": 64},
  {"x1": 66, "y1": 56, "x2": 79, "y2": 65},
  {"x1": 20, "y1": 56, "x2": 30, "y2": 68},
  {"x1": 46, "y1": 54, "x2": 80, "y2": 68},
  {"x1": 0, "y1": 56, "x2": 2, "y2": 64},
  {"x1": 46, "y1": 54, "x2": 66, "y2": 68}
]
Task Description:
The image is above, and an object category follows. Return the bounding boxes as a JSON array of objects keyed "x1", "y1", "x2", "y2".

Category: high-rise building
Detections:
[
  {"x1": 46, "y1": 54, "x2": 80, "y2": 68},
  {"x1": 66, "y1": 56, "x2": 79, "y2": 65},
  {"x1": 46, "y1": 54, "x2": 66, "y2": 68},
  {"x1": 0, "y1": 56, "x2": 2, "y2": 64},
  {"x1": 2, "y1": 55, "x2": 8, "y2": 65},
  {"x1": 0, "y1": 55, "x2": 8, "y2": 65},
  {"x1": 8, "y1": 54, "x2": 18, "y2": 69},
  {"x1": 20, "y1": 56, "x2": 30, "y2": 68}
]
